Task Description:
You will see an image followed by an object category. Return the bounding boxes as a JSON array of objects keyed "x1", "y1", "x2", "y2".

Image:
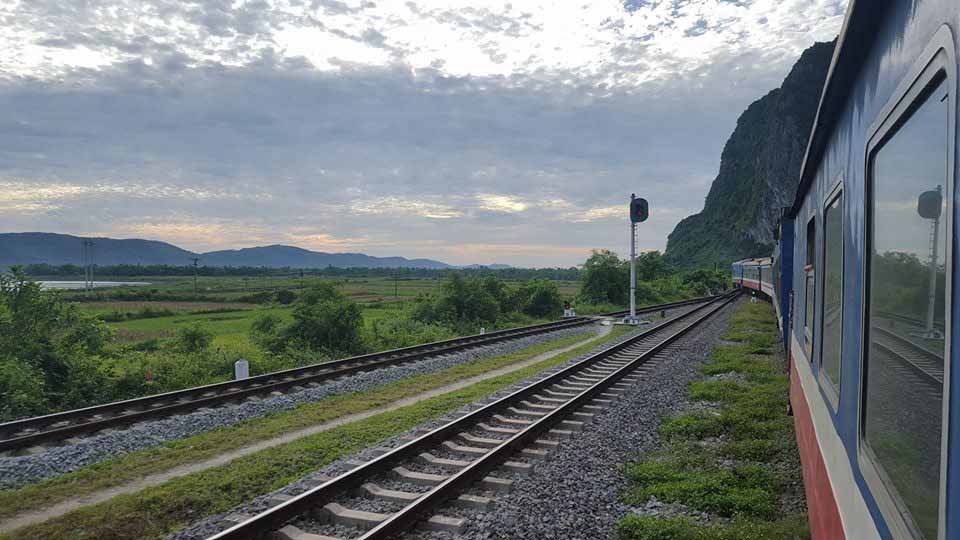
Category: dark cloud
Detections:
[{"x1": 0, "y1": 0, "x2": 847, "y2": 265}]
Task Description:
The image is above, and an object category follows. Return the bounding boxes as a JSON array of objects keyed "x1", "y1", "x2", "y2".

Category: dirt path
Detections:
[{"x1": 0, "y1": 324, "x2": 613, "y2": 534}]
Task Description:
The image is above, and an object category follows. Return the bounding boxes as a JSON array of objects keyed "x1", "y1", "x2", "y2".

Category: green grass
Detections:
[
  {"x1": 0, "y1": 326, "x2": 633, "y2": 539},
  {"x1": 618, "y1": 301, "x2": 808, "y2": 540},
  {"x1": 617, "y1": 515, "x2": 809, "y2": 540}
]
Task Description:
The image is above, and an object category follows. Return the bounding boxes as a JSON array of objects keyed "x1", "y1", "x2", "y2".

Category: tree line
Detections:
[{"x1": 21, "y1": 263, "x2": 581, "y2": 281}]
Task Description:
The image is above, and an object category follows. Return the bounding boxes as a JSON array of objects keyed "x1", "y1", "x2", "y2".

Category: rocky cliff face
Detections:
[{"x1": 665, "y1": 40, "x2": 836, "y2": 269}]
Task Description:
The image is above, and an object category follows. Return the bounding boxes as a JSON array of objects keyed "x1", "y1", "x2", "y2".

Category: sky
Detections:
[{"x1": 0, "y1": 0, "x2": 846, "y2": 267}]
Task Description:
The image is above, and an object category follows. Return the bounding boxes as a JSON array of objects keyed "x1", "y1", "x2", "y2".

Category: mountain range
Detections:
[
  {"x1": 0, "y1": 232, "x2": 456, "y2": 269},
  {"x1": 665, "y1": 40, "x2": 836, "y2": 268}
]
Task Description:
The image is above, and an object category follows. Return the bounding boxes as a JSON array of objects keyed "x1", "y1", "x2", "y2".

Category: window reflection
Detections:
[
  {"x1": 866, "y1": 81, "x2": 948, "y2": 540},
  {"x1": 821, "y1": 194, "x2": 842, "y2": 389}
]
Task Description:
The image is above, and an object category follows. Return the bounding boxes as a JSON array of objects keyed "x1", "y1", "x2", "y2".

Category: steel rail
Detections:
[
  {"x1": 0, "y1": 296, "x2": 710, "y2": 454},
  {"x1": 205, "y1": 292, "x2": 735, "y2": 540},
  {"x1": 871, "y1": 326, "x2": 944, "y2": 385}
]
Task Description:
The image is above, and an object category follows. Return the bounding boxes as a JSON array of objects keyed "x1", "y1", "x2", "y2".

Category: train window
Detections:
[
  {"x1": 804, "y1": 217, "x2": 815, "y2": 357},
  {"x1": 820, "y1": 192, "x2": 843, "y2": 393},
  {"x1": 864, "y1": 79, "x2": 948, "y2": 540}
]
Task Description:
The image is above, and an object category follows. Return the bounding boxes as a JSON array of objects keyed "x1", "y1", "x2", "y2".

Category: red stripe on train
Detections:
[{"x1": 790, "y1": 357, "x2": 845, "y2": 540}]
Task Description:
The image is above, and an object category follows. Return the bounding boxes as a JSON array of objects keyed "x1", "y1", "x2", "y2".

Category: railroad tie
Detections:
[
  {"x1": 520, "y1": 400, "x2": 557, "y2": 411},
  {"x1": 493, "y1": 414, "x2": 534, "y2": 425},
  {"x1": 456, "y1": 433, "x2": 501, "y2": 448},
  {"x1": 443, "y1": 440, "x2": 490, "y2": 456},
  {"x1": 417, "y1": 452, "x2": 472, "y2": 471},
  {"x1": 357, "y1": 483, "x2": 420, "y2": 503},
  {"x1": 506, "y1": 407, "x2": 546, "y2": 418},
  {"x1": 477, "y1": 422, "x2": 519, "y2": 435},
  {"x1": 272, "y1": 524, "x2": 343, "y2": 540},
  {"x1": 321, "y1": 502, "x2": 388, "y2": 528}
]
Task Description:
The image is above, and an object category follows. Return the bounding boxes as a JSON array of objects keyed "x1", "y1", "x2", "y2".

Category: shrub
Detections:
[
  {"x1": 287, "y1": 284, "x2": 364, "y2": 353},
  {"x1": 515, "y1": 279, "x2": 563, "y2": 318},
  {"x1": 0, "y1": 268, "x2": 113, "y2": 419},
  {"x1": 364, "y1": 317, "x2": 455, "y2": 351},
  {"x1": 248, "y1": 284, "x2": 364, "y2": 355},
  {"x1": 0, "y1": 359, "x2": 48, "y2": 419},
  {"x1": 176, "y1": 325, "x2": 214, "y2": 353},
  {"x1": 275, "y1": 289, "x2": 296, "y2": 305},
  {"x1": 250, "y1": 314, "x2": 286, "y2": 354}
]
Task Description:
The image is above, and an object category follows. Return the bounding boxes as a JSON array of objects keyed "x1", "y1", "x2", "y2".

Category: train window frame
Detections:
[
  {"x1": 857, "y1": 26, "x2": 956, "y2": 540},
  {"x1": 804, "y1": 214, "x2": 816, "y2": 360},
  {"x1": 818, "y1": 179, "x2": 843, "y2": 411}
]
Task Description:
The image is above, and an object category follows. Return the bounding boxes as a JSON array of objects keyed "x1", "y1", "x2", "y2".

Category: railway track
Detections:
[
  {"x1": 0, "y1": 297, "x2": 709, "y2": 456},
  {"x1": 204, "y1": 292, "x2": 736, "y2": 540},
  {"x1": 872, "y1": 326, "x2": 944, "y2": 385}
]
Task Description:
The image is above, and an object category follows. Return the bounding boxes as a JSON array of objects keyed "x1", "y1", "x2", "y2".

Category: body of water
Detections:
[{"x1": 39, "y1": 281, "x2": 151, "y2": 290}]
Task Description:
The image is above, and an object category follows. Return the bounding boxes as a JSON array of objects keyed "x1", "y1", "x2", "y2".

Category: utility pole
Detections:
[
  {"x1": 394, "y1": 272, "x2": 399, "y2": 299},
  {"x1": 300, "y1": 269, "x2": 304, "y2": 289},
  {"x1": 190, "y1": 257, "x2": 200, "y2": 294},
  {"x1": 81, "y1": 239, "x2": 95, "y2": 294}
]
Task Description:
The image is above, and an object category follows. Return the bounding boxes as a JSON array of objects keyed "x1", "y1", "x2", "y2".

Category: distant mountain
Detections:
[
  {"x1": 463, "y1": 263, "x2": 513, "y2": 270},
  {"x1": 0, "y1": 232, "x2": 452, "y2": 269},
  {"x1": 201, "y1": 245, "x2": 451, "y2": 269},
  {"x1": 0, "y1": 232, "x2": 196, "y2": 266},
  {"x1": 664, "y1": 40, "x2": 836, "y2": 269}
]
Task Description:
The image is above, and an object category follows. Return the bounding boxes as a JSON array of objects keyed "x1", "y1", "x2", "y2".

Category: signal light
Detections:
[{"x1": 630, "y1": 197, "x2": 649, "y2": 223}]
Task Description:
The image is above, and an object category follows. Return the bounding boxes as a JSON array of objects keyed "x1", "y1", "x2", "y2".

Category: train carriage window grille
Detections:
[
  {"x1": 864, "y1": 79, "x2": 949, "y2": 540},
  {"x1": 820, "y1": 192, "x2": 843, "y2": 394}
]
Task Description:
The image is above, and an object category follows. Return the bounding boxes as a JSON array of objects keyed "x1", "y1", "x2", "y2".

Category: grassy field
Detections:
[
  {"x1": 58, "y1": 276, "x2": 580, "y2": 353},
  {"x1": 53, "y1": 275, "x2": 580, "y2": 303},
  {"x1": 0, "y1": 326, "x2": 632, "y2": 540}
]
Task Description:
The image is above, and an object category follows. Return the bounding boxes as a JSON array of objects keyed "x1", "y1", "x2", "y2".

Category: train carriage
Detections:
[
  {"x1": 731, "y1": 258, "x2": 775, "y2": 299},
  {"x1": 751, "y1": 1, "x2": 960, "y2": 538}
]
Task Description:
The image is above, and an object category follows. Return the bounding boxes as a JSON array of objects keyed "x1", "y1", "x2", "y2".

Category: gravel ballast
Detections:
[
  {"x1": 0, "y1": 324, "x2": 599, "y2": 490},
  {"x1": 166, "y1": 304, "x2": 709, "y2": 540},
  {"x1": 410, "y1": 300, "x2": 738, "y2": 540}
]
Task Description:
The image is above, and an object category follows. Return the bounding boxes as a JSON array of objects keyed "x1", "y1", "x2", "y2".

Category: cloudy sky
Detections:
[{"x1": 0, "y1": 0, "x2": 845, "y2": 267}]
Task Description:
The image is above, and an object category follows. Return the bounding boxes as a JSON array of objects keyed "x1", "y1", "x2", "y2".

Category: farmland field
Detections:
[{"x1": 57, "y1": 276, "x2": 581, "y2": 359}]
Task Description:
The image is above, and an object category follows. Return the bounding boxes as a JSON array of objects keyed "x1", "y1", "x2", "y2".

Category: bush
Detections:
[
  {"x1": 0, "y1": 359, "x2": 48, "y2": 419},
  {"x1": 364, "y1": 317, "x2": 456, "y2": 351},
  {"x1": 411, "y1": 273, "x2": 500, "y2": 326},
  {"x1": 248, "y1": 284, "x2": 364, "y2": 355},
  {"x1": 0, "y1": 268, "x2": 113, "y2": 419},
  {"x1": 515, "y1": 279, "x2": 563, "y2": 318},
  {"x1": 176, "y1": 325, "x2": 214, "y2": 353},
  {"x1": 287, "y1": 284, "x2": 364, "y2": 353},
  {"x1": 250, "y1": 314, "x2": 286, "y2": 354},
  {"x1": 275, "y1": 289, "x2": 296, "y2": 305}
]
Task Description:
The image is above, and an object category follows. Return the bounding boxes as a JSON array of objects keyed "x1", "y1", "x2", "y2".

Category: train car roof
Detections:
[{"x1": 788, "y1": 0, "x2": 887, "y2": 218}]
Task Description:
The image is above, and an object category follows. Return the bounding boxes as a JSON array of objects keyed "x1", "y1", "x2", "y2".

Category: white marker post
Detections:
[{"x1": 234, "y1": 358, "x2": 250, "y2": 380}]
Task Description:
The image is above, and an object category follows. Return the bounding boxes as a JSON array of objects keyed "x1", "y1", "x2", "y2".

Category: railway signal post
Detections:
[{"x1": 624, "y1": 194, "x2": 649, "y2": 325}]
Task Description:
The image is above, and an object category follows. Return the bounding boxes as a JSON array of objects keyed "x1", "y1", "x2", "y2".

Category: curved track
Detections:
[
  {"x1": 871, "y1": 326, "x2": 944, "y2": 385},
  {"x1": 204, "y1": 293, "x2": 736, "y2": 540},
  {"x1": 0, "y1": 297, "x2": 709, "y2": 455}
]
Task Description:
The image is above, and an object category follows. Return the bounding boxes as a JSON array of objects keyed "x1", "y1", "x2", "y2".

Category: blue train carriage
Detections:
[
  {"x1": 731, "y1": 258, "x2": 774, "y2": 299},
  {"x1": 780, "y1": 1, "x2": 959, "y2": 539}
]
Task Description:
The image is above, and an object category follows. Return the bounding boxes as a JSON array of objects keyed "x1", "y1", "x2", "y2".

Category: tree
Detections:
[
  {"x1": 515, "y1": 279, "x2": 563, "y2": 318},
  {"x1": 0, "y1": 267, "x2": 112, "y2": 419},
  {"x1": 636, "y1": 251, "x2": 671, "y2": 281},
  {"x1": 579, "y1": 250, "x2": 630, "y2": 305},
  {"x1": 250, "y1": 283, "x2": 364, "y2": 355}
]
